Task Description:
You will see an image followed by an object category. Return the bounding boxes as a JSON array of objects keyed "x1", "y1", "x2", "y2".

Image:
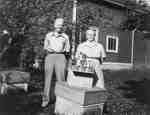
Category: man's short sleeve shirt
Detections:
[{"x1": 44, "y1": 32, "x2": 70, "y2": 52}]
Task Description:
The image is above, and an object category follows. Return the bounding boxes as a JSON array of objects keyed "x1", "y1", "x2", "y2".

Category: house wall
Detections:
[
  {"x1": 99, "y1": 27, "x2": 132, "y2": 63},
  {"x1": 78, "y1": 2, "x2": 133, "y2": 64},
  {"x1": 133, "y1": 31, "x2": 150, "y2": 67},
  {"x1": 98, "y1": 5, "x2": 132, "y2": 63}
]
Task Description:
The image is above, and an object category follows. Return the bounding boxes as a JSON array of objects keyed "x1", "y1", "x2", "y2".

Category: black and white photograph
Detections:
[{"x1": 0, "y1": 0, "x2": 150, "y2": 115}]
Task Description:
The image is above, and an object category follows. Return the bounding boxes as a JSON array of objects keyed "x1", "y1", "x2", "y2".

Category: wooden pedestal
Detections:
[
  {"x1": 55, "y1": 82, "x2": 107, "y2": 115},
  {"x1": 55, "y1": 96, "x2": 104, "y2": 115}
]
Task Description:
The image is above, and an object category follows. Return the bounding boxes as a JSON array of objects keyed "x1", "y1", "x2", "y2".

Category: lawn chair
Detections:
[{"x1": 0, "y1": 70, "x2": 30, "y2": 95}]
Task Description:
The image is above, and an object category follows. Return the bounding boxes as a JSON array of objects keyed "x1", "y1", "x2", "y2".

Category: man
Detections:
[
  {"x1": 75, "y1": 28, "x2": 106, "y2": 89},
  {"x1": 0, "y1": 30, "x2": 12, "y2": 67},
  {"x1": 0, "y1": 30, "x2": 11, "y2": 52},
  {"x1": 41, "y1": 18, "x2": 70, "y2": 107}
]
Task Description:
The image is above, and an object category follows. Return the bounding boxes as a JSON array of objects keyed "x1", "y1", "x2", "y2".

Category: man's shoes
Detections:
[
  {"x1": 41, "y1": 101, "x2": 49, "y2": 108},
  {"x1": 95, "y1": 84, "x2": 106, "y2": 90},
  {"x1": 95, "y1": 86, "x2": 106, "y2": 90}
]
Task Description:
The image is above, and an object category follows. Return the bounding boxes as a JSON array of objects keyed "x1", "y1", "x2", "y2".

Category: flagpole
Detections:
[{"x1": 71, "y1": 0, "x2": 77, "y2": 61}]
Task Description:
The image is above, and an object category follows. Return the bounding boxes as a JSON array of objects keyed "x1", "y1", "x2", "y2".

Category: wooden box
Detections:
[
  {"x1": 67, "y1": 68, "x2": 93, "y2": 88},
  {"x1": 55, "y1": 82, "x2": 107, "y2": 106},
  {"x1": 55, "y1": 96, "x2": 104, "y2": 115}
]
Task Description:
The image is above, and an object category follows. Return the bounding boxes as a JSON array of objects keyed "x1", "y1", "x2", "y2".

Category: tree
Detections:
[
  {"x1": 0, "y1": 0, "x2": 104, "y2": 70},
  {"x1": 0, "y1": 0, "x2": 73, "y2": 70},
  {"x1": 0, "y1": 0, "x2": 146, "y2": 70},
  {"x1": 120, "y1": 10, "x2": 145, "y2": 31}
]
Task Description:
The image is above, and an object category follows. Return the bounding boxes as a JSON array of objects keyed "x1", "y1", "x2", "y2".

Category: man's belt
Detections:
[{"x1": 48, "y1": 51, "x2": 65, "y2": 54}]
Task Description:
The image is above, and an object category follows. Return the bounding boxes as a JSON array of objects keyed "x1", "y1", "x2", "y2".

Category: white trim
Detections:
[
  {"x1": 103, "y1": 62, "x2": 132, "y2": 65},
  {"x1": 106, "y1": 35, "x2": 119, "y2": 53},
  {"x1": 131, "y1": 29, "x2": 136, "y2": 65},
  {"x1": 94, "y1": 27, "x2": 99, "y2": 42},
  {"x1": 72, "y1": 0, "x2": 77, "y2": 24},
  {"x1": 79, "y1": 30, "x2": 82, "y2": 43}
]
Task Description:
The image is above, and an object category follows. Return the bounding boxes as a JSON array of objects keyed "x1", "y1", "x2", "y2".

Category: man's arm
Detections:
[
  {"x1": 44, "y1": 34, "x2": 50, "y2": 52},
  {"x1": 75, "y1": 44, "x2": 81, "y2": 59},
  {"x1": 33, "y1": 33, "x2": 51, "y2": 69},
  {"x1": 64, "y1": 35, "x2": 71, "y2": 59},
  {"x1": 65, "y1": 35, "x2": 70, "y2": 53}
]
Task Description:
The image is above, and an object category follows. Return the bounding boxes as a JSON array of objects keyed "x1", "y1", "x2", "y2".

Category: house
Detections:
[
  {"x1": 76, "y1": 0, "x2": 150, "y2": 69},
  {"x1": 0, "y1": 0, "x2": 150, "y2": 70}
]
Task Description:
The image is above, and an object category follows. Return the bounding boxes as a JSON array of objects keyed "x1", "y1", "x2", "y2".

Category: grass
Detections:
[
  {"x1": 103, "y1": 68, "x2": 150, "y2": 114},
  {"x1": 1, "y1": 68, "x2": 150, "y2": 115}
]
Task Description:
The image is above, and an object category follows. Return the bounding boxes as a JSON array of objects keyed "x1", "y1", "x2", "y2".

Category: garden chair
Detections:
[{"x1": 0, "y1": 70, "x2": 30, "y2": 95}]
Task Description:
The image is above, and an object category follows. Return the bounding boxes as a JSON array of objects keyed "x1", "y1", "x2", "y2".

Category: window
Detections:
[{"x1": 106, "y1": 35, "x2": 119, "y2": 53}]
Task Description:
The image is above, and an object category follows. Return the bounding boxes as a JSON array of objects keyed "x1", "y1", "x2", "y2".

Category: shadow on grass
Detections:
[
  {"x1": 2, "y1": 68, "x2": 150, "y2": 115},
  {"x1": 0, "y1": 87, "x2": 56, "y2": 115},
  {"x1": 0, "y1": 72, "x2": 56, "y2": 115},
  {"x1": 103, "y1": 68, "x2": 150, "y2": 114},
  {"x1": 118, "y1": 78, "x2": 150, "y2": 105}
]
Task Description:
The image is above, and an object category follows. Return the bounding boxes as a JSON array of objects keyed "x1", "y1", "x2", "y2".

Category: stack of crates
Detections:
[{"x1": 55, "y1": 82, "x2": 107, "y2": 115}]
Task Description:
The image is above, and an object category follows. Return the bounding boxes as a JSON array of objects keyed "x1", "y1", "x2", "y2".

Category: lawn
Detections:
[
  {"x1": 1, "y1": 68, "x2": 150, "y2": 115},
  {"x1": 104, "y1": 68, "x2": 150, "y2": 114}
]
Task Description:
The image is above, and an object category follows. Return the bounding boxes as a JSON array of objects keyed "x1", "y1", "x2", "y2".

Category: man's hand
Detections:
[{"x1": 33, "y1": 59, "x2": 40, "y2": 69}]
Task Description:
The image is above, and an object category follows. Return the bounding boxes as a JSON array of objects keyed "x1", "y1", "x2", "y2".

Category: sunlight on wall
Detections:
[{"x1": 136, "y1": 0, "x2": 150, "y2": 6}]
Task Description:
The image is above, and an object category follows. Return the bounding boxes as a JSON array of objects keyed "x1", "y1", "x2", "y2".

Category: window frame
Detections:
[{"x1": 106, "y1": 35, "x2": 119, "y2": 53}]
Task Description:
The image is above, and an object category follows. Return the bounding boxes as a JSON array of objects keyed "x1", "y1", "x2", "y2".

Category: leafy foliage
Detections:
[
  {"x1": 0, "y1": 0, "x2": 73, "y2": 70},
  {"x1": 120, "y1": 9, "x2": 146, "y2": 31},
  {"x1": 0, "y1": 0, "x2": 107, "y2": 70}
]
